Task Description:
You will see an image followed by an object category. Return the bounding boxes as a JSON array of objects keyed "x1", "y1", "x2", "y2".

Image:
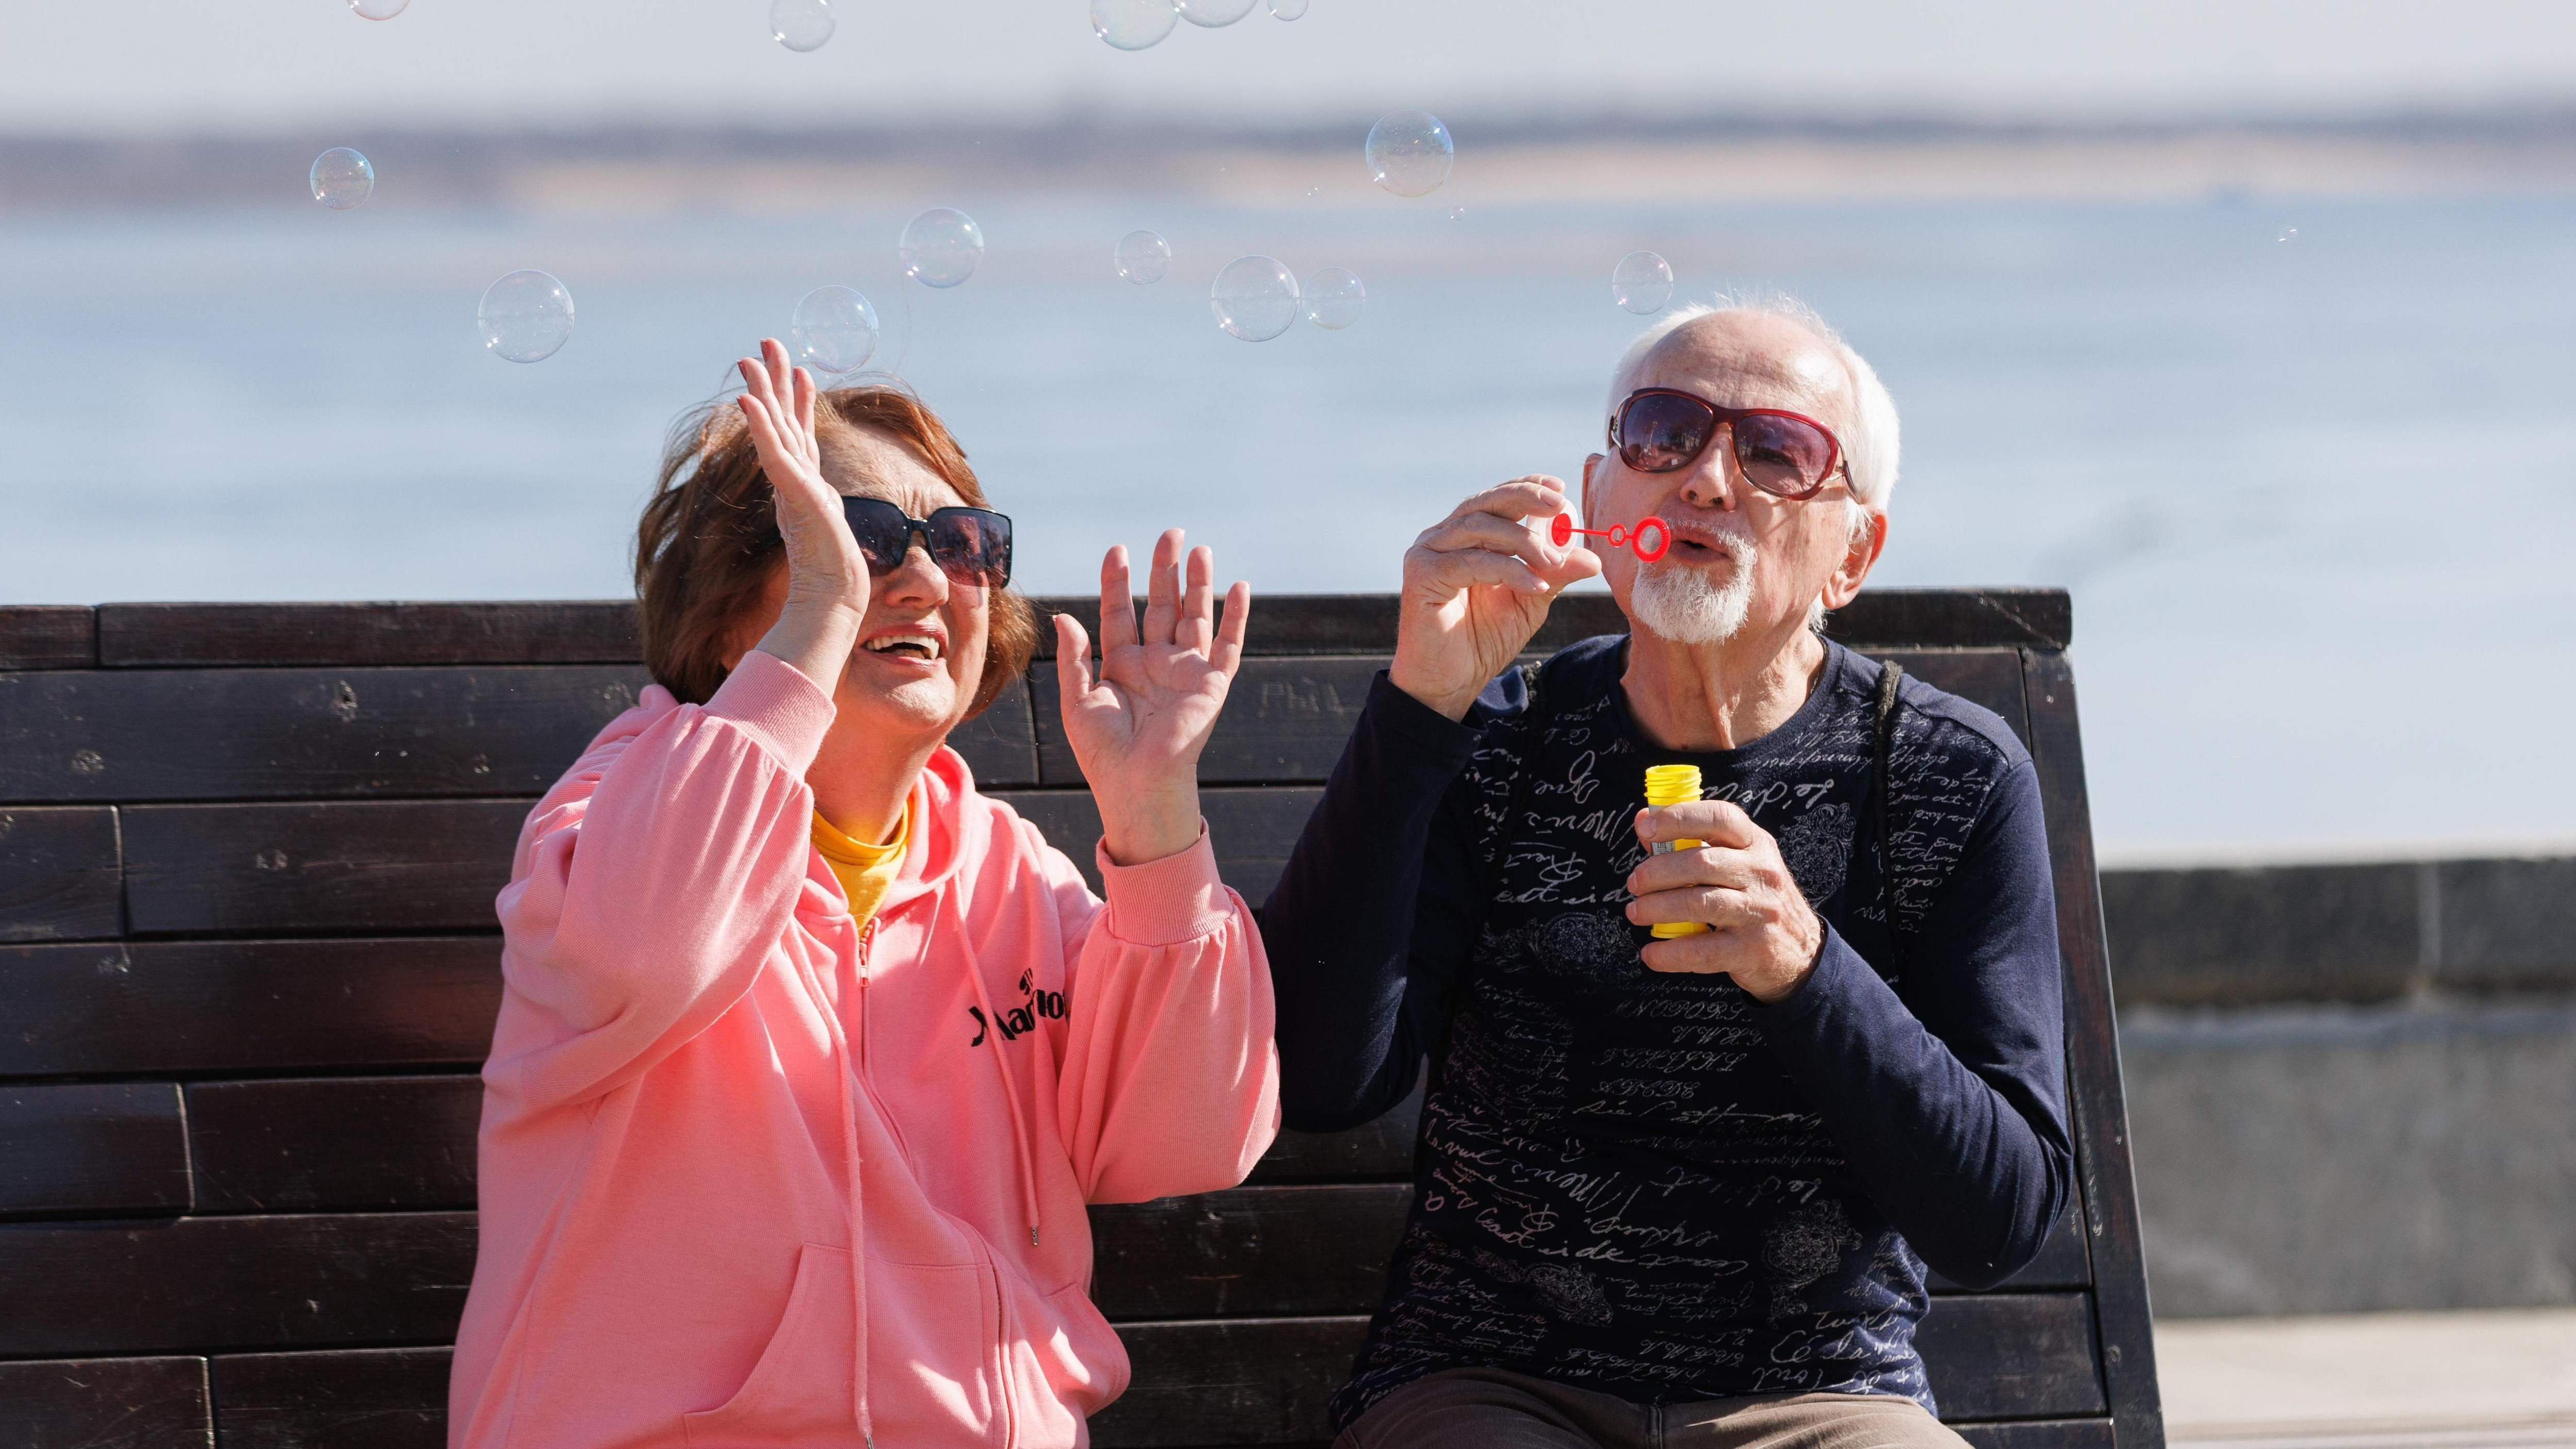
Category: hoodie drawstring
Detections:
[{"x1": 944, "y1": 890, "x2": 1045, "y2": 1247}]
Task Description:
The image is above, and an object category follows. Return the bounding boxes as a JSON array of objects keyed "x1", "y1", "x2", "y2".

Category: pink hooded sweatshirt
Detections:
[{"x1": 448, "y1": 651, "x2": 1282, "y2": 1448}]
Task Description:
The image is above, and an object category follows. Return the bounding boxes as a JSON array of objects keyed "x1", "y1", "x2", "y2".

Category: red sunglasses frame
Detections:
[{"x1": 1608, "y1": 388, "x2": 1851, "y2": 501}]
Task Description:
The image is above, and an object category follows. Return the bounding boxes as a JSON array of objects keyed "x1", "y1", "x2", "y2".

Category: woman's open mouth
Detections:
[{"x1": 860, "y1": 632, "x2": 944, "y2": 662}]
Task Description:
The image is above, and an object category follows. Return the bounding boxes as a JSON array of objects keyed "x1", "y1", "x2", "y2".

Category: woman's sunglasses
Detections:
[
  {"x1": 839, "y1": 497, "x2": 1013, "y2": 589},
  {"x1": 1609, "y1": 388, "x2": 1849, "y2": 500}
]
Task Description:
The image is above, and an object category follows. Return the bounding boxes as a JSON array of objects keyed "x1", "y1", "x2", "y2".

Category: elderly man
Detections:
[{"x1": 1261, "y1": 298, "x2": 2072, "y2": 1449}]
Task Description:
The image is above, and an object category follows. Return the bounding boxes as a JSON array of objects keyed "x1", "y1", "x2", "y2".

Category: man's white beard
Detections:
[{"x1": 1628, "y1": 542, "x2": 1759, "y2": 646}]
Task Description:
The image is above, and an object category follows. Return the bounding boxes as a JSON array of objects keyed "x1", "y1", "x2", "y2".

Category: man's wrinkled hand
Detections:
[{"x1": 1625, "y1": 799, "x2": 1824, "y2": 1003}]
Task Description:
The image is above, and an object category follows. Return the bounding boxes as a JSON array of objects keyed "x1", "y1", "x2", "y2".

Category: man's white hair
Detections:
[{"x1": 1604, "y1": 291, "x2": 1901, "y2": 530}]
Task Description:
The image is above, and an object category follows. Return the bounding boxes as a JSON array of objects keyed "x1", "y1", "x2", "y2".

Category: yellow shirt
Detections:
[{"x1": 810, "y1": 804, "x2": 910, "y2": 931}]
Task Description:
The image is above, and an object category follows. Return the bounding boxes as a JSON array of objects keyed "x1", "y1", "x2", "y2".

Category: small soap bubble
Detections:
[
  {"x1": 791, "y1": 286, "x2": 880, "y2": 374},
  {"x1": 770, "y1": 0, "x2": 834, "y2": 51},
  {"x1": 1303, "y1": 267, "x2": 1365, "y2": 330},
  {"x1": 901, "y1": 208, "x2": 985, "y2": 288},
  {"x1": 1611, "y1": 251, "x2": 1674, "y2": 315},
  {"x1": 349, "y1": 0, "x2": 408, "y2": 18},
  {"x1": 1210, "y1": 255, "x2": 1300, "y2": 342},
  {"x1": 2277, "y1": 226, "x2": 2298, "y2": 243},
  {"x1": 1091, "y1": 0, "x2": 1178, "y2": 49},
  {"x1": 1448, "y1": 206, "x2": 1466, "y2": 220},
  {"x1": 478, "y1": 270, "x2": 575, "y2": 364},
  {"x1": 1269, "y1": 0, "x2": 1308, "y2": 16},
  {"x1": 1366, "y1": 110, "x2": 1454, "y2": 199},
  {"x1": 1176, "y1": 0, "x2": 1256, "y2": 24},
  {"x1": 1115, "y1": 229, "x2": 1172, "y2": 285},
  {"x1": 309, "y1": 149, "x2": 374, "y2": 210}
]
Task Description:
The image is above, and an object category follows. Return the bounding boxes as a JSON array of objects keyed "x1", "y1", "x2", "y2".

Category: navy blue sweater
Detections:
[{"x1": 1262, "y1": 637, "x2": 2073, "y2": 1424}]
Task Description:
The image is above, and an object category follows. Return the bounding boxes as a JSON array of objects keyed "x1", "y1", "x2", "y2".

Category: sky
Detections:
[{"x1": 4, "y1": 0, "x2": 2574, "y2": 136}]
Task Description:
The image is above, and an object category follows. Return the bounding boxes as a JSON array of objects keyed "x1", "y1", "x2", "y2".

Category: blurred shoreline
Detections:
[{"x1": 10, "y1": 107, "x2": 2576, "y2": 210}]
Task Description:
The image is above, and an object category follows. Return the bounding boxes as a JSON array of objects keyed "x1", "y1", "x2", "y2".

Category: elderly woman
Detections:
[{"x1": 447, "y1": 341, "x2": 1279, "y2": 1448}]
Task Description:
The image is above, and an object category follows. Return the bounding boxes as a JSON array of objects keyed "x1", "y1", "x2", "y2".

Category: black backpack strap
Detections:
[{"x1": 1871, "y1": 659, "x2": 1909, "y2": 972}]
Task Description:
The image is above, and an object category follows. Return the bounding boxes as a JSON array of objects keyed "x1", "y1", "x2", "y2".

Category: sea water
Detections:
[{"x1": 0, "y1": 195, "x2": 2569, "y2": 859}]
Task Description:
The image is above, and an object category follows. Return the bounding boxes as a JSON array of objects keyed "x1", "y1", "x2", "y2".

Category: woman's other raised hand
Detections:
[
  {"x1": 736, "y1": 338, "x2": 873, "y2": 694},
  {"x1": 1055, "y1": 530, "x2": 1250, "y2": 867}
]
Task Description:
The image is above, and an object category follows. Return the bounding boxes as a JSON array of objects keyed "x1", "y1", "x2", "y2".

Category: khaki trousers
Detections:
[{"x1": 1336, "y1": 1366, "x2": 1973, "y2": 1449}]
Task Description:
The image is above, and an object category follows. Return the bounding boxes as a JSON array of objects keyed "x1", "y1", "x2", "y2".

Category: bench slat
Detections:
[
  {"x1": 176, "y1": 1075, "x2": 1425, "y2": 1215},
  {"x1": 1027, "y1": 591, "x2": 2071, "y2": 660},
  {"x1": 1917, "y1": 1291, "x2": 2106, "y2": 1421},
  {"x1": 0, "y1": 1213, "x2": 475, "y2": 1357},
  {"x1": 211, "y1": 1346, "x2": 446, "y2": 1449},
  {"x1": 0, "y1": 606, "x2": 96, "y2": 671},
  {"x1": 1954, "y1": 1421, "x2": 2116, "y2": 1449},
  {"x1": 119, "y1": 792, "x2": 1309, "y2": 936},
  {"x1": 0, "y1": 1082, "x2": 190, "y2": 1218},
  {"x1": 0, "y1": 668, "x2": 1038, "y2": 803},
  {"x1": 0, "y1": 1355, "x2": 210, "y2": 1448},
  {"x1": 0, "y1": 938, "x2": 500, "y2": 1078},
  {"x1": 2021, "y1": 649, "x2": 2166, "y2": 1448},
  {"x1": 124, "y1": 801, "x2": 528, "y2": 936},
  {"x1": 189, "y1": 1079, "x2": 483, "y2": 1215},
  {"x1": 97, "y1": 601, "x2": 641, "y2": 669},
  {"x1": 1032, "y1": 649, "x2": 2031, "y2": 792},
  {"x1": 0, "y1": 804, "x2": 123, "y2": 944}
]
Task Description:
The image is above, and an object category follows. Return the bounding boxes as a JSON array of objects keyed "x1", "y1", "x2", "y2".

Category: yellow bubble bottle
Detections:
[{"x1": 1643, "y1": 764, "x2": 1712, "y2": 938}]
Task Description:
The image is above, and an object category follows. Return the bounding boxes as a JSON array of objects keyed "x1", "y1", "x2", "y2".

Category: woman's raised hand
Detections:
[
  {"x1": 1056, "y1": 530, "x2": 1250, "y2": 867},
  {"x1": 736, "y1": 338, "x2": 872, "y2": 692}
]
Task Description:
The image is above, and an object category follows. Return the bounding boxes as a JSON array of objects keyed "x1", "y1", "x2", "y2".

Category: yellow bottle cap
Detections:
[{"x1": 1643, "y1": 764, "x2": 1703, "y2": 807}]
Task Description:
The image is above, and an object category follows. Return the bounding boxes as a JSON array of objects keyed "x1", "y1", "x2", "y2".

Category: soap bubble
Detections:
[
  {"x1": 2277, "y1": 226, "x2": 2298, "y2": 243},
  {"x1": 1611, "y1": 251, "x2": 1674, "y2": 315},
  {"x1": 478, "y1": 271, "x2": 575, "y2": 364},
  {"x1": 770, "y1": 0, "x2": 834, "y2": 51},
  {"x1": 900, "y1": 208, "x2": 985, "y2": 288},
  {"x1": 1270, "y1": 0, "x2": 1308, "y2": 16},
  {"x1": 1176, "y1": 0, "x2": 1256, "y2": 23},
  {"x1": 309, "y1": 149, "x2": 373, "y2": 210},
  {"x1": 349, "y1": 0, "x2": 408, "y2": 18},
  {"x1": 1210, "y1": 256, "x2": 1300, "y2": 342},
  {"x1": 1091, "y1": 0, "x2": 1178, "y2": 49},
  {"x1": 790, "y1": 286, "x2": 880, "y2": 374},
  {"x1": 1115, "y1": 230, "x2": 1172, "y2": 285},
  {"x1": 1366, "y1": 110, "x2": 1454, "y2": 198},
  {"x1": 1303, "y1": 268, "x2": 1365, "y2": 330}
]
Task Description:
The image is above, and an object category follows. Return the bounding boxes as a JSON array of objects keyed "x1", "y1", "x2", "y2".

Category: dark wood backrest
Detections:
[{"x1": 0, "y1": 590, "x2": 2161, "y2": 1449}]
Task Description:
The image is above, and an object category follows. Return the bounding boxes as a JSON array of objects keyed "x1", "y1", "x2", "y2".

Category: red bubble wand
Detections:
[{"x1": 1551, "y1": 511, "x2": 1672, "y2": 563}]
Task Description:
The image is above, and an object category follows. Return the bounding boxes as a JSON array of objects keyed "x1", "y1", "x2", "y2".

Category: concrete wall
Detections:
[{"x1": 2101, "y1": 856, "x2": 2576, "y2": 1319}]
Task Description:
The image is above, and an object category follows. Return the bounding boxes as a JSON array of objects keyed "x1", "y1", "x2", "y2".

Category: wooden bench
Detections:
[{"x1": 0, "y1": 589, "x2": 2163, "y2": 1448}]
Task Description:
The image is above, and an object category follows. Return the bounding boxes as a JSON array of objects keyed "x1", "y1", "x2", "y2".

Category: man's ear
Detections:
[
  {"x1": 1581, "y1": 452, "x2": 1605, "y2": 525},
  {"x1": 1822, "y1": 508, "x2": 1889, "y2": 611}
]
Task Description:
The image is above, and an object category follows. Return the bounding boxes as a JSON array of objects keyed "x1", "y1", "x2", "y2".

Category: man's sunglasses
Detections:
[
  {"x1": 1609, "y1": 388, "x2": 1849, "y2": 501},
  {"x1": 839, "y1": 497, "x2": 1013, "y2": 589}
]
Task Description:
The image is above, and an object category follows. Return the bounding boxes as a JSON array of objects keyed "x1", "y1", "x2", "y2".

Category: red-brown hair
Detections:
[{"x1": 634, "y1": 382, "x2": 1040, "y2": 714}]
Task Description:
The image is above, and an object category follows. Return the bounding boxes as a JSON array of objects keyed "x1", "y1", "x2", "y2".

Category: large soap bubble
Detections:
[
  {"x1": 1303, "y1": 267, "x2": 1365, "y2": 330},
  {"x1": 900, "y1": 208, "x2": 985, "y2": 289},
  {"x1": 478, "y1": 271, "x2": 575, "y2": 364},
  {"x1": 349, "y1": 0, "x2": 408, "y2": 18},
  {"x1": 1091, "y1": 0, "x2": 1178, "y2": 49},
  {"x1": 770, "y1": 0, "x2": 835, "y2": 51},
  {"x1": 1115, "y1": 230, "x2": 1172, "y2": 285},
  {"x1": 1176, "y1": 0, "x2": 1257, "y2": 24},
  {"x1": 1269, "y1": 0, "x2": 1308, "y2": 16},
  {"x1": 1366, "y1": 110, "x2": 1454, "y2": 198},
  {"x1": 309, "y1": 149, "x2": 374, "y2": 210},
  {"x1": 791, "y1": 286, "x2": 880, "y2": 374},
  {"x1": 1611, "y1": 251, "x2": 1675, "y2": 314},
  {"x1": 1211, "y1": 256, "x2": 1300, "y2": 342}
]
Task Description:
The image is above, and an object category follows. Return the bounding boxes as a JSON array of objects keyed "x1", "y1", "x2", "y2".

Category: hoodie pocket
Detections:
[
  {"x1": 679, "y1": 1245, "x2": 1003, "y2": 1448},
  {"x1": 682, "y1": 1243, "x2": 852, "y2": 1447}
]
